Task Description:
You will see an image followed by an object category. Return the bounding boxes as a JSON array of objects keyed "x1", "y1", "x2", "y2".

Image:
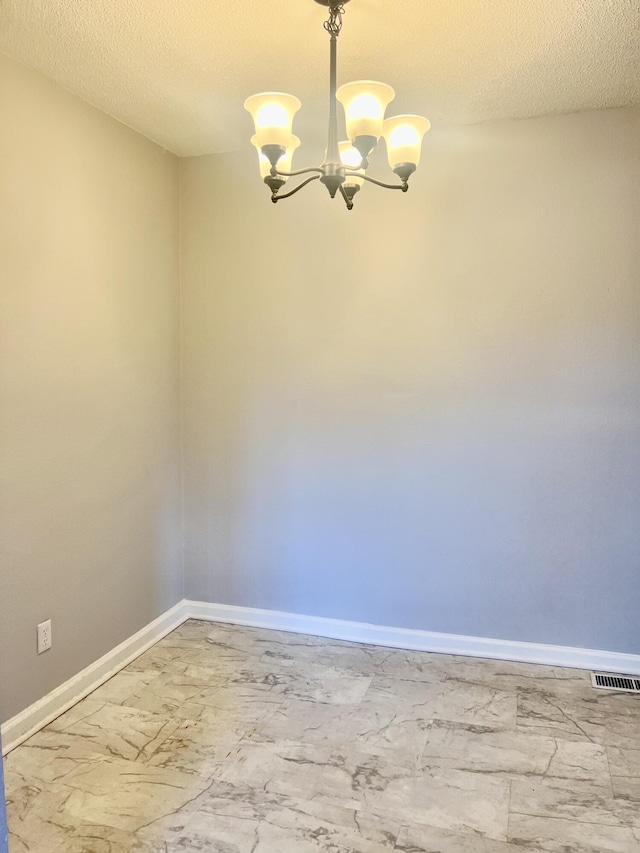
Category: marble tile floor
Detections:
[{"x1": 4, "y1": 620, "x2": 640, "y2": 852}]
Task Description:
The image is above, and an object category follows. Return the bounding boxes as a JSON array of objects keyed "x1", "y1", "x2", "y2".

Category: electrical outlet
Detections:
[{"x1": 37, "y1": 619, "x2": 52, "y2": 654}]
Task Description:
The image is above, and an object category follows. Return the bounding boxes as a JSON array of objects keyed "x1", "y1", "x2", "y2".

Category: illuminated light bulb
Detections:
[
  {"x1": 348, "y1": 94, "x2": 383, "y2": 122},
  {"x1": 256, "y1": 103, "x2": 290, "y2": 130},
  {"x1": 244, "y1": 92, "x2": 301, "y2": 149},
  {"x1": 382, "y1": 115, "x2": 431, "y2": 170},
  {"x1": 388, "y1": 125, "x2": 420, "y2": 149},
  {"x1": 336, "y1": 81, "x2": 395, "y2": 141},
  {"x1": 339, "y1": 141, "x2": 365, "y2": 188}
]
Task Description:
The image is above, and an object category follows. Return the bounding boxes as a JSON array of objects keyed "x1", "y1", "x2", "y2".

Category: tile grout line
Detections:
[
  {"x1": 603, "y1": 743, "x2": 616, "y2": 799},
  {"x1": 506, "y1": 777, "x2": 514, "y2": 843}
]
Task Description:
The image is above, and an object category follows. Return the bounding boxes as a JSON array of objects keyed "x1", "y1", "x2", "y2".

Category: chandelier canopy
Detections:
[{"x1": 244, "y1": 0, "x2": 430, "y2": 210}]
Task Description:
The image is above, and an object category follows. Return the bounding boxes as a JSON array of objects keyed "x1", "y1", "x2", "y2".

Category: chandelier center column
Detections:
[
  {"x1": 326, "y1": 34, "x2": 339, "y2": 166},
  {"x1": 319, "y1": 2, "x2": 345, "y2": 197}
]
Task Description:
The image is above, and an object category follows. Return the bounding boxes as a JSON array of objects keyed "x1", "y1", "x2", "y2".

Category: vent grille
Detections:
[{"x1": 591, "y1": 673, "x2": 640, "y2": 693}]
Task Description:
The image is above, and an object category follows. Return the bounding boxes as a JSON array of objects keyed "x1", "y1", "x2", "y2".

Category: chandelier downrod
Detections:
[
  {"x1": 320, "y1": 20, "x2": 343, "y2": 199},
  {"x1": 245, "y1": 0, "x2": 430, "y2": 210}
]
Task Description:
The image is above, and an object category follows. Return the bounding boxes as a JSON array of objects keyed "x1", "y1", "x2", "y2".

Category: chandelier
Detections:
[{"x1": 244, "y1": 0, "x2": 430, "y2": 210}]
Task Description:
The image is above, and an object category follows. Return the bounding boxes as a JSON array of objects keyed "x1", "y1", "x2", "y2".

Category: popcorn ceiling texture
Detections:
[{"x1": 0, "y1": 0, "x2": 638, "y2": 156}]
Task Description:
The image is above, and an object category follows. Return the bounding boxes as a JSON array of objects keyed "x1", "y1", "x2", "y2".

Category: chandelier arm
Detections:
[
  {"x1": 347, "y1": 171, "x2": 409, "y2": 192},
  {"x1": 272, "y1": 174, "x2": 322, "y2": 202},
  {"x1": 273, "y1": 166, "x2": 325, "y2": 178},
  {"x1": 339, "y1": 184, "x2": 354, "y2": 210}
]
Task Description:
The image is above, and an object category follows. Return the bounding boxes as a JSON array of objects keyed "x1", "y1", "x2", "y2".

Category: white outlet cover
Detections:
[{"x1": 37, "y1": 619, "x2": 52, "y2": 654}]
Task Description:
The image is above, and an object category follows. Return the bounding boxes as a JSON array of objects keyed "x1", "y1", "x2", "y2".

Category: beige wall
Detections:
[
  {"x1": 0, "y1": 55, "x2": 182, "y2": 720},
  {"x1": 1, "y1": 51, "x2": 638, "y2": 724},
  {"x1": 181, "y1": 107, "x2": 640, "y2": 654}
]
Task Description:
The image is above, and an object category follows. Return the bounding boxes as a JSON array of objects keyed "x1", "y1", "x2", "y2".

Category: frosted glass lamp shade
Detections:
[
  {"x1": 339, "y1": 141, "x2": 365, "y2": 188},
  {"x1": 244, "y1": 92, "x2": 301, "y2": 148},
  {"x1": 252, "y1": 135, "x2": 300, "y2": 179},
  {"x1": 336, "y1": 81, "x2": 395, "y2": 141},
  {"x1": 382, "y1": 115, "x2": 431, "y2": 169}
]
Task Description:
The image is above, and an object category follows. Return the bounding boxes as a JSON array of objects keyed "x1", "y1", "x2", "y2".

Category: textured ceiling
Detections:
[{"x1": 1, "y1": 0, "x2": 638, "y2": 156}]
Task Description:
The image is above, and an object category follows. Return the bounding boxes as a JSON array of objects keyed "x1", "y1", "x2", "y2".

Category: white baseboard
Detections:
[
  {"x1": 185, "y1": 600, "x2": 640, "y2": 676},
  {"x1": 4, "y1": 598, "x2": 639, "y2": 756},
  {"x1": 1, "y1": 601, "x2": 189, "y2": 756}
]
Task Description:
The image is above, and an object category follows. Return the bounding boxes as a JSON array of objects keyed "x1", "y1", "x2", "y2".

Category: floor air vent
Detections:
[{"x1": 591, "y1": 673, "x2": 640, "y2": 693}]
